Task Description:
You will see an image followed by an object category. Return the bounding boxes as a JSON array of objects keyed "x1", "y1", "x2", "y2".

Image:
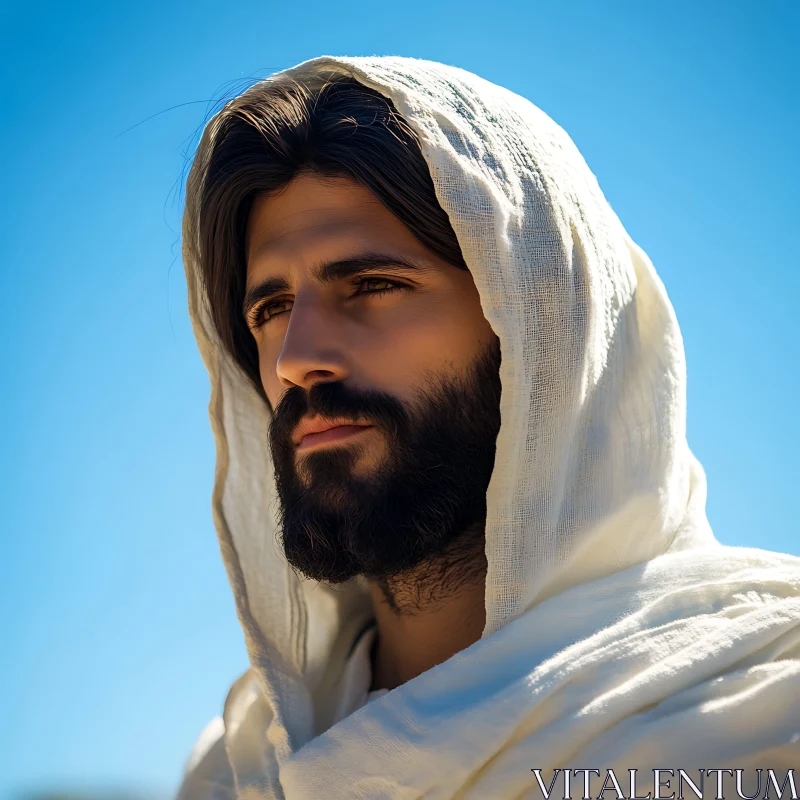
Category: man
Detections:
[{"x1": 179, "y1": 57, "x2": 799, "y2": 799}]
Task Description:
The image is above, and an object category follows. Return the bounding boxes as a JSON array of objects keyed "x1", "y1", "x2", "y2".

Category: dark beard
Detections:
[{"x1": 268, "y1": 336, "x2": 502, "y2": 590}]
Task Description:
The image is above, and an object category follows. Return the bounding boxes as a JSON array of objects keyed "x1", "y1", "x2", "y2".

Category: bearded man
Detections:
[{"x1": 177, "y1": 57, "x2": 799, "y2": 799}]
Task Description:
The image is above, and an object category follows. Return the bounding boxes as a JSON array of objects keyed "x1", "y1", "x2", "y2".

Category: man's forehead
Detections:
[
  {"x1": 247, "y1": 213, "x2": 377, "y2": 268},
  {"x1": 246, "y1": 176, "x2": 386, "y2": 259},
  {"x1": 245, "y1": 191, "x2": 432, "y2": 289}
]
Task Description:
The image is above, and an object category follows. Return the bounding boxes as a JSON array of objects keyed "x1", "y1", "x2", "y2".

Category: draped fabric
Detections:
[{"x1": 179, "y1": 56, "x2": 800, "y2": 799}]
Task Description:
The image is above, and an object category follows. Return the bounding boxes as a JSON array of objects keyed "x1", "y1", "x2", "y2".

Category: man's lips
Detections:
[{"x1": 292, "y1": 417, "x2": 374, "y2": 450}]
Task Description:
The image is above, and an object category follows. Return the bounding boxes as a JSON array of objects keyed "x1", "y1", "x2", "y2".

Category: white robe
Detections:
[{"x1": 178, "y1": 56, "x2": 800, "y2": 799}]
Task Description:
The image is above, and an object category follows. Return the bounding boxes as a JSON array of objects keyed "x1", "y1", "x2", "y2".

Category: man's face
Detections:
[{"x1": 245, "y1": 173, "x2": 501, "y2": 583}]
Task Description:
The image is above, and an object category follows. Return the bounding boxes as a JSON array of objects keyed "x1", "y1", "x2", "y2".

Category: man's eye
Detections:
[
  {"x1": 255, "y1": 299, "x2": 292, "y2": 326},
  {"x1": 252, "y1": 278, "x2": 407, "y2": 329},
  {"x1": 354, "y1": 277, "x2": 406, "y2": 296}
]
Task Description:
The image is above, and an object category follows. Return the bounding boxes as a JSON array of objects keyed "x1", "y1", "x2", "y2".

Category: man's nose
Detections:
[{"x1": 274, "y1": 296, "x2": 350, "y2": 391}]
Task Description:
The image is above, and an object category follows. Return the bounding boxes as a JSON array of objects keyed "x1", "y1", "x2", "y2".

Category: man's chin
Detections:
[
  {"x1": 295, "y1": 429, "x2": 387, "y2": 482},
  {"x1": 292, "y1": 442, "x2": 361, "y2": 486}
]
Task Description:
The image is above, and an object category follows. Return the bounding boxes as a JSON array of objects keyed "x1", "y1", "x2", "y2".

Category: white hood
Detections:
[{"x1": 180, "y1": 57, "x2": 800, "y2": 799}]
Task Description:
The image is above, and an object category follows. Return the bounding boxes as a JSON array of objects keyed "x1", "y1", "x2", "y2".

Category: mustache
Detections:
[{"x1": 269, "y1": 381, "x2": 410, "y2": 449}]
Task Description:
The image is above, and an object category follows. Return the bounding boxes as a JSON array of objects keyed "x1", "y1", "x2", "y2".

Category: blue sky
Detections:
[{"x1": 1, "y1": 1, "x2": 797, "y2": 797}]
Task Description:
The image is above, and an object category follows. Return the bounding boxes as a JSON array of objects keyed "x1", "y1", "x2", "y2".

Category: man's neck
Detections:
[{"x1": 366, "y1": 538, "x2": 487, "y2": 691}]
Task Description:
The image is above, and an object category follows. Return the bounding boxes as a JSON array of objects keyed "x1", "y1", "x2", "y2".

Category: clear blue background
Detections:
[{"x1": 1, "y1": 1, "x2": 797, "y2": 797}]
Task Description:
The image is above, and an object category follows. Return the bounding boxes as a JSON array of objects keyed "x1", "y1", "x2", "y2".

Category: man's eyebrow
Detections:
[{"x1": 241, "y1": 253, "x2": 431, "y2": 319}]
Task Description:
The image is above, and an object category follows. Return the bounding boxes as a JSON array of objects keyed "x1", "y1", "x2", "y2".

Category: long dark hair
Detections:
[{"x1": 190, "y1": 74, "x2": 468, "y2": 394}]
